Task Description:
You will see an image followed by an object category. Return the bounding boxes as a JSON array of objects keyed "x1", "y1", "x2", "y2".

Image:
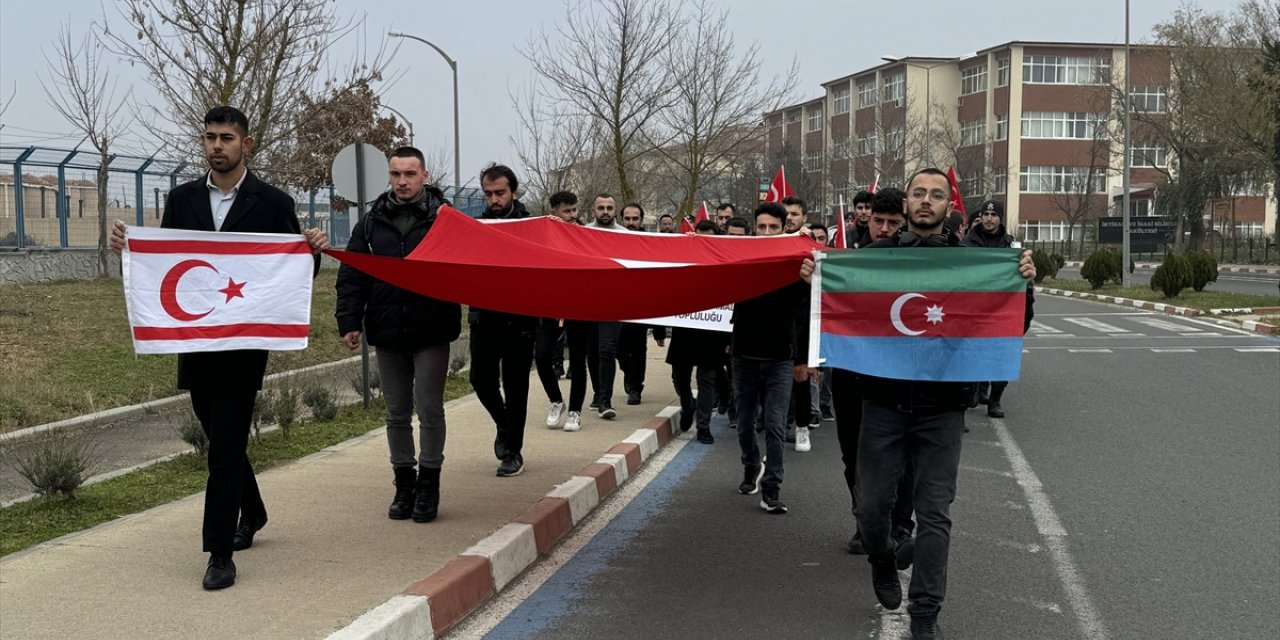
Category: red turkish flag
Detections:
[
  {"x1": 946, "y1": 166, "x2": 966, "y2": 215},
  {"x1": 694, "y1": 201, "x2": 710, "y2": 224},
  {"x1": 765, "y1": 166, "x2": 794, "y2": 202},
  {"x1": 122, "y1": 226, "x2": 314, "y2": 354},
  {"x1": 832, "y1": 200, "x2": 849, "y2": 249},
  {"x1": 678, "y1": 217, "x2": 696, "y2": 234}
]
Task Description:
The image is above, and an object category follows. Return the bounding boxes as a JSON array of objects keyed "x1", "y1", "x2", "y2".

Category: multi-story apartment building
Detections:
[{"x1": 764, "y1": 41, "x2": 1276, "y2": 242}]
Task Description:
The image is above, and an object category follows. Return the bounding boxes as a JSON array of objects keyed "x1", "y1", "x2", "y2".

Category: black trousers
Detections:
[
  {"x1": 190, "y1": 387, "x2": 264, "y2": 557},
  {"x1": 617, "y1": 323, "x2": 649, "y2": 395},
  {"x1": 535, "y1": 319, "x2": 592, "y2": 413},
  {"x1": 671, "y1": 363, "x2": 717, "y2": 431},
  {"x1": 469, "y1": 323, "x2": 535, "y2": 462},
  {"x1": 534, "y1": 319, "x2": 565, "y2": 403},
  {"x1": 588, "y1": 321, "x2": 622, "y2": 407},
  {"x1": 832, "y1": 369, "x2": 914, "y2": 535}
]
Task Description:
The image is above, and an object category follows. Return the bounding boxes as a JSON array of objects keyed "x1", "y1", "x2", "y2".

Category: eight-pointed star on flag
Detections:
[{"x1": 925, "y1": 304, "x2": 945, "y2": 325}]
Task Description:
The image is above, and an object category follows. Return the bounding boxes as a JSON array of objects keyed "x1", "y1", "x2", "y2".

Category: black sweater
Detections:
[{"x1": 730, "y1": 280, "x2": 809, "y2": 364}]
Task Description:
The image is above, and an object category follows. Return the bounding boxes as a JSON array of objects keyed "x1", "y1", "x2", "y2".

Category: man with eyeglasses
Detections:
[
  {"x1": 801, "y1": 168, "x2": 1035, "y2": 640},
  {"x1": 962, "y1": 199, "x2": 1019, "y2": 418}
]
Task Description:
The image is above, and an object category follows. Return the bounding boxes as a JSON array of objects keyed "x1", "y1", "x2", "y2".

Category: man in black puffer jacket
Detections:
[
  {"x1": 962, "y1": 199, "x2": 1022, "y2": 418},
  {"x1": 336, "y1": 146, "x2": 461, "y2": 525}
]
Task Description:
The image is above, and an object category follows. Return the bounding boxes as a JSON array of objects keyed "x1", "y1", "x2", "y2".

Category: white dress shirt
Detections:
[{"x1": 206, "y1": 169, "x2": 248, "y2": 231}]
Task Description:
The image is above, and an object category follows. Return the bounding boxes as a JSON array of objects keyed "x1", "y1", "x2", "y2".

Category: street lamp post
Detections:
[
  {"x1": 1121, "y1": 0, "x2": 1133, "y2": 287},
  {"x1": 380, "y1": 103, "x2": 415, "y2": 146},
  {"x1": 388, "y1": 31, "x2": 459, "y2": 201}
]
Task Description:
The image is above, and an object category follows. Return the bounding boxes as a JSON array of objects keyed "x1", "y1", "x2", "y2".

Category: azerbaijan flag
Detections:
[{"x1": 810, "y1": 248, "x2": 1027, "y2": 381}]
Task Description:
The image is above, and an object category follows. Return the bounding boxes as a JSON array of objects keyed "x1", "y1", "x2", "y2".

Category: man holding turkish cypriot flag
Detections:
[{"x1": 110, "y1": 106, "x2": 328, "y2": 592}]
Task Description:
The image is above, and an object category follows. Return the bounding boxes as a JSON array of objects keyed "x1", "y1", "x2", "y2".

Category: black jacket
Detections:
[
  {"x1": 469, "y1": 199, "x2": 538, "y2": 330},
  {"x1": 730, "y1": 280, "x2": 809, "y2": 364},
  {"x1": 666, "y1": 326, "x2": 730, "y2": 368},
  {"x1": 961, "y1": 222, "x2": 1015, "y2": 248},
  {"x1": 161, "y1": 170, "x2": 318, "y2": 391},
  {"x1": 335, "y1": 187, "x2": 462, "y2": 349},
  {"x1": 855, "y1": 231, "x2": 1034, "y2": 410}
]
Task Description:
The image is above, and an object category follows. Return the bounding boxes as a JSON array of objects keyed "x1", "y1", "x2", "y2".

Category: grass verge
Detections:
[
  {"x1": 0, "y1": 269, "x2": 354, "y2": 432},
  {"x1": 0, "y1": 373, "x2": 473, "y2": 557},
  {"x1": 1038, "y1": 277, "x2": 1280, "y2": 312}
]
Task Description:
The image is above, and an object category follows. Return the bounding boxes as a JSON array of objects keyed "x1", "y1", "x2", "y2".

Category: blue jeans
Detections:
[
  {"x1": 856, "y1": 402, "x2": 965, "y2": 615},
  {"x1": 732, "y1": 357, "x2": 792, "y2": 494}
]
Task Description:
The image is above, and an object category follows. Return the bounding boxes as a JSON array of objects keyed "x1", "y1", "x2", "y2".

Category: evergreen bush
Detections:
[
  {"x1": 1031, "y1": 249, "x2": 1057, "y2": 283},
  {"x1": 1080, "y1": 250, "x2": 1117, "y2": 289},
  {"x1": 1151, "y1": 252, "x2": 1192, "y2": 298},
  {"x1": 1186, "y1": 251, "x2": 1219, "y2": 292}
]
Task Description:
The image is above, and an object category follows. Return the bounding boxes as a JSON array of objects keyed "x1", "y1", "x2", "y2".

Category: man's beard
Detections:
[{"x1": 489, "y1": 201, "x2": 513, "y2": 216}]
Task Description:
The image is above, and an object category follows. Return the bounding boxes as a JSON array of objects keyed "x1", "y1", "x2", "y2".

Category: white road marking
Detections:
[
  {"x1": 972, "y1": 588, "x2": 1064, "y2": 614},
  {"x1": 1180, "y1": 331, "x2": 1222, "y2": 337},
  {"x1": 960, "y1": 465, "x2": 1016, "y2": 478},
  {"x1": 1061, "y1": 317, "x2": 1130, "y2": 334},
  {"x1": 1133, "y1": 317, "x2": 1199, "y2": 333},
  {"x1": 990, "y1": 418, "x2": 1110, "y2": 640},
  {"x1": 1067, "y1": 348, "x2": 1114, "y2": 353},
  {"x1": 1029, "y1": 320, "x2": 1064, "y2": 334},
  {"x1": 1150, "y1": 348, "x2": 1197, "y2": 353},
  {"x1": 1235, "y1": 347, "x2": 1280, "y2": 353},
  {"x1": 954, "y1": 529, "x2": 1043, "y2": 553}
]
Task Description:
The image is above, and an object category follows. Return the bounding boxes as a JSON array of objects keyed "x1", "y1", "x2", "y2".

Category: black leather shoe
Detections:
[
  {"x1": 626, "y1": 391, "x2": 642, "y2": 405},
  {"x1": 202, "y1": 554, "x2": 236, "y2": 590},
  {"x1": 869, "y1": 553, "x2": 902, "y2": 610},
  {"x1": 987, "y1": 403, "x2": 1005, "y2": 418},
  {"x1": 232, "y1": 514, "x2": 267, "y2": 551},
  {"x1": 910, "y1": 613, "x2": 943, "y2": 639},
  {"x1": 496, "y1": 455, "x2": 524, "y2": 477},
  {"x1": 389, "y1": 467, "x2": 416, "y2": 520},
  {"x1": 413, "y1": 467, "x2": 440, "y2": 523}
]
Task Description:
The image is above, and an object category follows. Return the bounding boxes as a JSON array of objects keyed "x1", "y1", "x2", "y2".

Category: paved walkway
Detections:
[{"x1": 0, "y1": 348, "x2": 679, "y2": 640}]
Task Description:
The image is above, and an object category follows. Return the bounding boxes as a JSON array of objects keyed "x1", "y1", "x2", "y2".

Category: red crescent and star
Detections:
[{"x1": 159, "y1": 259, "x2": 248, "y2": 322}]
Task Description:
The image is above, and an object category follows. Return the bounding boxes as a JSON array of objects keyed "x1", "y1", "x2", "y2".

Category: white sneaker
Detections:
[
  {"x1": 546, "y1": 402, "x2": 564, "y2": 427},
  {"x1": 564, "y1": 411, "x2": 582, "y2": 432},
  {"x1": 795, "y1": 426, "x2": 812, "y2": 452}
]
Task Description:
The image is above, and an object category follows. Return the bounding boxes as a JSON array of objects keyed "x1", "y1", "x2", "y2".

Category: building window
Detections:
[
  {"x1": 857, "y1": 81, "x2": 876, "y2": 108},
  {"x1": 996, "y1": 57, "x2": 1011, "y2": 87},
  {"x1": 882, "y1": 72, "x2": 905, "y2": 104},
  {"x1": 786, "y1": 109, "x2": 801, "y2": 124},
  {"x1": 1130, "y1": 142, "x2": 1169, "y2": 167},
  {"x1": 961, "y1": 64, "x2": 988, "y2": 95},
  {"x1": 807, "y1": 106, "x2": 824, "y2": 132},
  {"x1": 804, "y1": 152, "x2": 822, "y2": 173},
  {"x1": 1020, "y1": 220, "x2": 1069, "y2": 242},
  {"x1": 1130, "y1": 86, "x2": 1168, "y2": 113},
  {"x1": 1022, "y1": 55, "x2": 1111, "y2": 85},
  {"x1": 960, "y1": 119, "x2": 986, "y2": 147},
  {"x1": 992, "y1": 169, "x2": 1007, "y2": 194},
  {"x1": 1020, "y1": 166, "x2": 1106, "y2": 194},
  {"x1": 995, "y1": 114, "x2": 1009, "y2": 141},
  {"x1": 961, "y1": 175, "x2": 984, "y2": 198},
  {"x1": 833, "y1": 87, "x2": 850, "y2": 115},
  {"x1": 1236, "y1": 221, "x2": 1265, "y2": 236},
  {"x1": 886, "y1": 126, "x2": 905, "y2": 159},
  {"x1": 1020, "y1": 111, "x2": 1104, "y2": 139},
  {"x1": 858, "y1": 131, "x2": 877, "y2": 156},
  {"x1": 833, "y1": 138, "x2": 853, "y2": 160}
]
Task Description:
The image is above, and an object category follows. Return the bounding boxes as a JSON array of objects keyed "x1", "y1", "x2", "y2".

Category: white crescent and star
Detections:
[{"x1": 888, "y1": 293, "x2": 946, "y2": 336}]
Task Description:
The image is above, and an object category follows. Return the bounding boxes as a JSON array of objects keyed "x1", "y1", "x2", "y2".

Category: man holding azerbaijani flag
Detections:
[{"x1": 800, "y1": 167, "x2": 1035, "y2": 640}]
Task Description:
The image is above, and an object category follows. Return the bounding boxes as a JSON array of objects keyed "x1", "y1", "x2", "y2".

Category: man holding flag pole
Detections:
[
  {"x1": 800, "y1": 167, "x2": 1035, "y2": 639},
  {"x1": 110, "y1": 106, "x2": 329, "y2": 591}
]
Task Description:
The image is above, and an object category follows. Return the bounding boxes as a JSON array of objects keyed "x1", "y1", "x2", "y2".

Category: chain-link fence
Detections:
[{"x1": 1, "y1": 145, "x2": 488, "y2": 250}]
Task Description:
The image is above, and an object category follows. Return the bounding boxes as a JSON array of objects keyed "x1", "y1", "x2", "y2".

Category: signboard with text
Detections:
[
  {"x1": 1097, "y1": 216, "x2": 1174, "y2": 252},
  {"x1": 627, "y1": 304, "x2": 733, "y2": 333}
]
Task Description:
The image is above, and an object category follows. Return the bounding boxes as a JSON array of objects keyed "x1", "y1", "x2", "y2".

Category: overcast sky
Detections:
[{"x1": 0, "y1": 0, "x2": 1240, "y2": 186}]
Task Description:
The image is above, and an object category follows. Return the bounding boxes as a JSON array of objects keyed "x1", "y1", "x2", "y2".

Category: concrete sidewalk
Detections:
[{"x1": 0, "y1": 348, "x2": 681, "y2": 640}]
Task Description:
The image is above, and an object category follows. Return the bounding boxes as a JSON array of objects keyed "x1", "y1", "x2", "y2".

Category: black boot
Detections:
[
  {"x1": 388, "y1": 467, "x2": 416, "y2": 520},
  {"x1": 987, "y1": 383, "x2": 1006, "y2": 418},
  {"x1": 869, "y1": 551, "x2": 902, "y2": 610},
  {"x1": 413, "y1": 467, "x2": 440, "y2": 523},
  {"x1": 910, "y1": 611, "x2": 943, "y2": 639}
]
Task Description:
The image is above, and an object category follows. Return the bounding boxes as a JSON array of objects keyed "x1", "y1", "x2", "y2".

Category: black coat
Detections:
[
  {"x1": 730, "y1": 280, "x2": 809, "y2": 364},
  {"x1": 161, "y1": 170, "x2": 317, "y2": 391},
  {"x1": 469, "y1": 199, "x2": 538, "y2": 329},
  {"x1": 665, "y1": 326, "x2": 729, "y2": 368},
  {"x1": 961, "y1": 222, "x2": 1015, "y2": 248},
  {"x1": 334, "y1": 187, "x2": 462, "y2": 350}
]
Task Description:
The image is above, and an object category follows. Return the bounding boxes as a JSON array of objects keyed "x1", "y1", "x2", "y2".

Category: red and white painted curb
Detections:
[
  {"x1": 327, "y1": 407, "x2": 682, "y2": 640},
  {"x1": 1036, "y1": 287, "x2": 1278, "y2": 335}
]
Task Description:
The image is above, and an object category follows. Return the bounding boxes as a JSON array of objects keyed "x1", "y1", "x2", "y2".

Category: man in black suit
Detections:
[{"x1": 111, "y1": 106, "x2": 328, "y2": 590}]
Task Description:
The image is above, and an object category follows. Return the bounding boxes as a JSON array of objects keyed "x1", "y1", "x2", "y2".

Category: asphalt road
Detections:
[
  {"x1": 1055, "y1": 265, "x2": 1280, "y2": 299},
  {"x1": 455, "y1": 295, "x2": 1280, "y2": 640}
]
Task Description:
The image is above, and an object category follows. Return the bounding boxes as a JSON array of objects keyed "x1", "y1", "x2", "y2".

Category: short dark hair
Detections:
[
  {"x1": 549, "y1": 190, "x2": 578, "y2": 208},
  {"x1": 780, "y1": 195, "x2": 807, "y2": 214},
  {"x1": 852, "y1": 190, "x2": 873, "y2": 206},
  {"x1": 389, "y1": 146, "x2": 426, "y2": 171},
  {"x1": 480, "y1": 163, "x2": 519, "y2": 193},
  {"x1": 658, "y1": 213, "x2": 674, "y2": 222},
  {"x1": 716, "y1": 203, "x2": 736, "y2": 215},
  {"x1": 869, "y1": 188, "x2": 906, "y2": 217},
  {"x1": 204, "y1": 106, "x2": 250, "y2": 137},
  {"x1": 725, "y1": 216, "x2": 750, "y2": 233},
  {"x1": 694, "y1": 219, "x2": 718, "y2": 233},
  {"x1": 622, "y1": 202, "x2": 645, "y2": 217},
  {"x1": 594, "y1": 193, "x2": 615, "y2": 203},
  {"x1": 946, "y1": 210, "x2": 965, "y2": 233},
  {"x1": 755, "y1": 201, "x2": 787, "y2": 221},
  {"x1": 906, "y1": 167, "x2": 953, "y2": 192}
]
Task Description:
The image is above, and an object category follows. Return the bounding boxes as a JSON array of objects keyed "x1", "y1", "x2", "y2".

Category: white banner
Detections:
[
  {"x1": 122, "y1": 226, "x2": 314, "y2": 354},
  {"x1": 626, "y1": 304, "x2": 733, "y2": 333}
]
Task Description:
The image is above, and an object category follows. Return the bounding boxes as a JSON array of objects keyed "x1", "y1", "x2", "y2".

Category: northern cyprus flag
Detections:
[{"x1": 122, "y1": 226, "x2": 314, "y2": 354}]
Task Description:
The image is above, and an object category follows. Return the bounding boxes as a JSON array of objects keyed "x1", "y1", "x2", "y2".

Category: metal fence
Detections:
[
  {"x1": 0, "y1": 145, "x2": 487, "y2": 250},
  {"x1": 1024, "y1": 234, "x2": 1278, "y2": 265}
]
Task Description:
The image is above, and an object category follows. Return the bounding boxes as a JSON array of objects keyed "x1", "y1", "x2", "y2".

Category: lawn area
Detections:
[
  {"x1": 0, "y1": 269, "x2": 352, "y2": 432},
  {"x1": 0, "y1": 372, "x2": 474, "y2": 557},
  {"x1": 1039, "y1": 276, "x2": 1280, "y2": 312}
]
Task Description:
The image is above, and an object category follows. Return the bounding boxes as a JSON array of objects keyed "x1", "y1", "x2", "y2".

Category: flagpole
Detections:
[
  {"x1": 807, "y1": 250, "x2": 825, "y2": 368},
  {"x1": 838, "y1": 193, "x2": 847, "y2": 248}
]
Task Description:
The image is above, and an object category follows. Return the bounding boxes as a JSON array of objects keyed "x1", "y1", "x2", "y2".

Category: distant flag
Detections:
[
  {"x1": 869, "y1": 173, "x2": 880, "y2": 194},
  {"x1": 678, "y1": 216, "x2": 696, "y2": 234},
  {"x1": 832, "y1": 194, "x2": 849, "y2": 249},
  {"x1": 946, "y1": 166, "x2": 966, "y2": 215},
  {"x1": 765, "y1": 165, "x2": 795, "y2": 202},
  {"x1": 694, "y1": 201, "x2": 710, "y2": 225}
]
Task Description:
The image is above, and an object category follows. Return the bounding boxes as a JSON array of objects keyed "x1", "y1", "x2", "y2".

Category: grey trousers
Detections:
[{"x1": 376, "y1": 344, "x2": 450, "y2": 470}]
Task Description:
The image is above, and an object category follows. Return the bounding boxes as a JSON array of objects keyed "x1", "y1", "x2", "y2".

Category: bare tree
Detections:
[
  {"x1": 100, "y1": 0, "x2": 386, "y2": 172},
  {"x1": 653, "y1": 0, "x2": 797, "y2": 216},
  {"x1": 508, "y1": 82, "x2": 608, "y2": 212},
  {"x1": 41, "y1": 25, "x2": 132, "y2": 274},
  {"x1": 522, "y1": 0, "x2": 683, "y2": 203}
]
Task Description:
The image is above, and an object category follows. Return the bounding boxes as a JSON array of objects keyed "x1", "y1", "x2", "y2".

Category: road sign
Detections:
[
  {"x1": 331, "y1": 142, "x2": 388, "y2": 206},
  {"x1": 1097, "y1": 216, "x2": 1174, "y2": 252}
]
